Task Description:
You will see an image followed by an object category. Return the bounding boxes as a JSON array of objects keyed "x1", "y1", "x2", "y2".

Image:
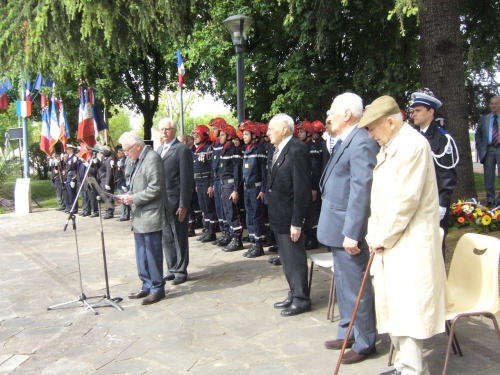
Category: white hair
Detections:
[
  {"x1": 333, "y1": 93, "x2": 363, "y2": 117},
  {"x1": 271, "y1": 113, "x2": 295, "y2": 133},
  {"x1": 158, "y1": 117, "x2": 177, "y2": 130},
  {"x1": 118, "y1": 131, "x2": 145, "y2": 147}
]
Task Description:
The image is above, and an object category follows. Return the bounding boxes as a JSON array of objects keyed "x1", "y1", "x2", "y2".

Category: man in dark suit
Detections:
[
  {"x1": 99, "y1": 149, "x2": 115, "y2": 219},
  {"x1": 475, "y1": 95, "x2": 500, "y2": 206},
  {"x1": 116, "y1": 132, "x2": 167, "y2": 305},
  {"x1": 266, "y1": 113, "x2": 313, "y2": 317},
  {"x1": 157, "y1": 118, "x2": 195, "y2": 285},
  {"x1": 318, "y1": 93, "x2": 378, "y2": 364}
]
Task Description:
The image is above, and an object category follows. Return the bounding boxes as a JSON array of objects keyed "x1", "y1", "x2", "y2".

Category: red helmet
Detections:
[
  {"x1": 192, "y1": 125, "x2": 210, "y2": 142},
  {"x1": 296, "y1": 120, "x2": 316, "y2": 136},
  {"x1": 293, "y1": 124, "x2": 300, "y2": 138},
  {"x1": 219, "y1": 123, "x2": 238, "y2": 140},
  {"x1": 236, "y1": 130, "x2": 243, "y2": 140},
  {"x1": 258, "y1": 122, "x2": 268, "y2": 136},
  {"x1": 311, "y1": 120, "x2": 325, "y2": 134},
  {"x1": 239, "y1": 120, "x2": 261, "y2": 137},
  {"x1": 400, "y1": 109, "x2": 408, "y2": 122},
  {"x1": 209, "y1": 117, "x2": 228, "y2": 128}
]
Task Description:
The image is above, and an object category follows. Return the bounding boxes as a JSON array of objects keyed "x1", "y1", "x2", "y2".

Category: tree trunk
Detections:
[{"x1": 419, "y1": 0, "x2": 476, "y2": 200}]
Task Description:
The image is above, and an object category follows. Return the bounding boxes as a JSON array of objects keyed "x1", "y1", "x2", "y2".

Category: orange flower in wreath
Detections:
[{"x1": 457, "y1": 217, "x2": 465, "y2": 224}]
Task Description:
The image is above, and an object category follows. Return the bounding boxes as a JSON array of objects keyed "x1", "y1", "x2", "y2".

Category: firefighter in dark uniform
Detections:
[
  {"x1": 87, "y1": 154, "x2": 101, "y2": 217},
  {"x1": 209, "y1": 118, "x2": 231, "y2": 246},
  {"x1": 240, "y1": 120, "x2": 267, "y2": 258},
  {"x1": 192, "y1": 125, "x2": 217, "y2": 242},
  {"x1": 50, "y1": 153, "x2": 68, "y2": 211},
  {"x1": 99, "y1": 149, "x2": 116, "y2": 219},
  {"x1": 411, "y1": 90, "x2": 459, "y2": 257},
  {"x1": 296, "y1": 120, "x2": 320, "y2": 250},
  {"x1": 218, "y1": 123, "x2": 244, "y2": 252},
  {"x1": 65, "y1": 145, "x2": 80, "y2": 213}
]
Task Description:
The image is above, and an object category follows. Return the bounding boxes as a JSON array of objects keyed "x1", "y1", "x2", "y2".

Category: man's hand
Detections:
[
  {"x1": 207, "y1": 186, "x2": 214, "y2": 198},
  {"x1": 230, "y1": 191, "x2": 239, "y2": 205},
  {"x1": 290, "y1": 226, "x2": 301, "y2": 242},
  {"x1": 116, "y1": 194, "x2": 133, "y2": 205},
  {"x1": 343, "y1": 239, "x2": 361, "y2": 255},
  {"x1": 312, "y1": 190, "x2": 317, "y2": 202},
  {"x1": 369, "y1": 245, "x2": 385, "y2": 254},
  {"x1": 257, "y1": 191, "x2": 265, "y2": 201},
  {"x1": 176, "y1": 207, "x2": 188, "y2": 222}
]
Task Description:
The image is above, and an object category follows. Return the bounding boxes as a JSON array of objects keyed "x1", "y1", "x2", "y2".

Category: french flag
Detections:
[
  {"x1": 49, "y1": 97, "x2": 60, "y2": 152},
  {"x1": 177, "y1": 49, "x2": 185, "y2": 88},
  {"x1": 77, "y1": 85, "x2": 96, "y2": 152},
  {"x1": 39, "y1": 97, "x2": 51, "y2": 156}
]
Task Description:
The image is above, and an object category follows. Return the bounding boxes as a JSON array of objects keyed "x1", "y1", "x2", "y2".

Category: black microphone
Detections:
[{"x1": 85, "y1": 146, "x2": 102, "y2": 153}]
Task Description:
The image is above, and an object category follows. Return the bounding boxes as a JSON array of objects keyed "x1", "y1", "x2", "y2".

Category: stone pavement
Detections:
[{"x1": 0, "y1": 209, "x2": 499, "y2": 375}]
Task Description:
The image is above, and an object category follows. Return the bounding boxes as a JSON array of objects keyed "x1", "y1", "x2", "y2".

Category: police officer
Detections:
[
  {"x1": 50, "y1": 153, "x2": 68, "y2": 211},
  {"x1": 99, "y1": 149, "x2": 116, "y2": 219},
  {"x1": 65, "y1": 145, "x2": 80, "y2": 214},
  {"x1": 192, "y1": 125, "x2": 217, "y2": 242},
  {"x1": 411, "y1": 90, "x2": 459, "y2": 257},
  {"x1": 240, "y1": 120, "x2": 267, "y2": 258},
  {"x1": 218, "y1": 123, "x2": 244, "y2": 252}
]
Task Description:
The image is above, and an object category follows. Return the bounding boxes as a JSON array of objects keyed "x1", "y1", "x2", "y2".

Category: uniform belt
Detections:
[
  {"x1": 245, "y1": 181, "x2": 262, "y2": 189},
  {"x1": 194, "y1": 172, "x2": 211, "y2": 179},
  {"x1": 221, "y1": 178, "x2": 235, "y2": 185}
]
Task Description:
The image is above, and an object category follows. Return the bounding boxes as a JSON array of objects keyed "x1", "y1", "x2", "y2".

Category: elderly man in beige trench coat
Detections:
[{"x1": 358, "y1": 96, "x2": 447, "y2": 375}]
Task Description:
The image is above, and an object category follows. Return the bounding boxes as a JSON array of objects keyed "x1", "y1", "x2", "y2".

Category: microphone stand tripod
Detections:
[
  {"x1": 86, "y1": 176, "x2": 124, "y2": 311},
  {"x1": 48, "y1": 151, "x2": 104, "y2": 314}
]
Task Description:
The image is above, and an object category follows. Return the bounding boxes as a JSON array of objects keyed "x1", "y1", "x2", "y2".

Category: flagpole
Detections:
[
  {"x1": 179, "y1": 87, "x2": 184, "y2": 135},
  {"x1": 21, "y1": 88, "x2": 29, "y2": 178}
]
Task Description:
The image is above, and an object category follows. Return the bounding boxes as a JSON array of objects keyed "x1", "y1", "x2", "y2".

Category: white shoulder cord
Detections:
[{"x1": 432, "y1": 133, "x2": 459, "y2": 169}]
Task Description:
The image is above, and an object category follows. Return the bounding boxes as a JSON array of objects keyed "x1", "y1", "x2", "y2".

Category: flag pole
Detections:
[{"x1": 179, "y1": 87, "x2": 184, "y2": 135}]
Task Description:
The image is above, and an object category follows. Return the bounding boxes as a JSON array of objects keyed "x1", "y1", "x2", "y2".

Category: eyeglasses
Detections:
[
  {"x1": 123, "y1": 143, "x2": 137, "y2": 153},
  {"x1": 160, "y1": 127, "x2": 176, "y2": 132}
]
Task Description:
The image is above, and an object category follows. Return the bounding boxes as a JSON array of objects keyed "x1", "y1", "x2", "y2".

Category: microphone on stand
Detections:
[{"x1": 86, "y1": 146, "x2": 103, "y2": 153}]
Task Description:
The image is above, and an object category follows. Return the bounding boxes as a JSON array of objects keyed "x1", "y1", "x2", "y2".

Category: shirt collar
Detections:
[
  {"x1": 277, "y1": 135, "x2": 293, "y2": 153},
  {"x1": 339, "y1": 124, "x2": 357, "y2": 142}
]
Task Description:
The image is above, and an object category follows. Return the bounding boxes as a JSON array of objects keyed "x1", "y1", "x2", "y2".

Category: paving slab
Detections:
[{"x1": 0, "y1": 208, "x2": 499, "y2": 374}]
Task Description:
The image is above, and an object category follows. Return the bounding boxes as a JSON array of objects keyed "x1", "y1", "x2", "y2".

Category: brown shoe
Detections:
[
  {"x1": 341, "y1": 347, "x2": 377, "y2": 365},
  {"x1": 141, "y1": 292, "x2": 165, "y2": 305},
  {"x1": 324, "y1": 339, "x2": 355, "y2": 350},
  {"x1": 128, "y1": 290, "x2": 150, "y2": 299}
]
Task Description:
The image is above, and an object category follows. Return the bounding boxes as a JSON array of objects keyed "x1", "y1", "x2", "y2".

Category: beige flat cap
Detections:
[{"x1": 358, "y1": 96, "x2": 400, "y2": 128}]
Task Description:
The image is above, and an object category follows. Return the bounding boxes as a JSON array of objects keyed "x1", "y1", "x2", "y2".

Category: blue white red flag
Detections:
[
  {"x1": 40, "y1": 99, "x2": 51, "y2": 156},
  {"x1": 177, "y1": 49, "x2": 185, "y2": 88},
  {"x1": 49, "y1": 97, "x2": 60, "y2": 152},
  {"x1": 59, "y1": 101, "x2": 70, "y2": 150}
]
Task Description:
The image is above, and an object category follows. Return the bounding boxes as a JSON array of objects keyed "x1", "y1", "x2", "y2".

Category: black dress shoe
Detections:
[
  {"x1": 141, "y1": 291, "x2": 165, "y2": 305},
  {"x1": 274, "y1": 298, "x2": 293, "y2": 309},
  {"x1": 172, "y1": 276, "x2": 187, "y2": 285},
  {"x1": 268, "y1": 245, "x2": 278, "y2": 253},
  {"x1": 103, "y1": 215, "x2": 114, "y2": 219},
  {"x1": 128, "y1": 290, "x2": 150, "y2": 299},
  {"x1": 82, "y1": 213, "x2": 90, "y2": 217},
  {"x1": 163, "y1": 274, "x2": 175, "y2": 281},
  {"x1": 380, "y1": 370, "x2": 401, "y2": 375},
  {"x1": 280, "y1": 304, "x2": 311, "y2": 317},
  {"x1": 188, "y1": 228, "x2": 196, "y2": 237},
  {"x1": 267, "y1": 256, "x2": 279, "y2": 264},
  {"x1": 90, "y1": 213, "x2": 99, "y2": 218}
]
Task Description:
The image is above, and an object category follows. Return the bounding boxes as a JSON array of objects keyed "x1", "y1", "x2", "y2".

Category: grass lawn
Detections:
[
  {"x1": 0, "y1": 176, "x2": 82, "y2": 213},
  {"x1": 473, "y1": 172, "x2": 500, "y2": 194}
]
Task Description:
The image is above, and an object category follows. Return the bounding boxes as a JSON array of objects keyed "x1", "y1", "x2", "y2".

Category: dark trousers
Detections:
[
  {"x1": 275, "y1": 232, "x2": 311, "y2": 308},
  {"x1": 134, "y1": 230, "x2": 165, "y2": 293},
  {"x1": 221, "y1": 183, "x2": 242, "y2": 238},
  {"x1": 80, "y1": 184, "x2": 90, "y2": 214},
  {"x1": 117, "y1": 186, "x2": 131, "y2": 219},
  {"x1": 100, "y1": 183, "x2": 115, "y2": 216},
  {"x1": 305, "y1": 196, "x2": 321, "y2": 239},
  {"x1": 66, "y1": 180, "x2": 78, "y2": 212},
  {"x1": 440, "y1": 207, "x2": 450, "y2": 259},
  {"x1": 196, "y1": 180, "x2": 216, "y2": 229},
  {"x1": 213, "y1": 179, "x2": 228, "y2": 231},
  {"x1": 87, "y1": 186, "x2": 99, "y2": 214},
  {"x1": 330, "y1": 245, "x2": 376, "y2": 355},
  {"x1": 484, "y1": 144, "x2": 500, "y2": 205},
  {"x1": 244, "y1": 186, "x2": 264, "y2": 244},
  {"x1": 162, "y1": 196, "x2": 189, "y2": 278}
]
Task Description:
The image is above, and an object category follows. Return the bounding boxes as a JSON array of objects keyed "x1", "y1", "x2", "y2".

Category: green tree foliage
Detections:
[{"x1": 107, "y1": 105, "x2": 132, "y2": 145}]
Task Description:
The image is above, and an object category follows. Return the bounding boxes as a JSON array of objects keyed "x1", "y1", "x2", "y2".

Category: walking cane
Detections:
[{"x1": 333, "y1": 251, "x2": 376, "y2": 375}]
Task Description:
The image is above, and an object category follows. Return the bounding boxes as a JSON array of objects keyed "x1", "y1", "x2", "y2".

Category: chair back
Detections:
[{"x1": 447, "y1": 233, "x2": 500, "y2": 314}]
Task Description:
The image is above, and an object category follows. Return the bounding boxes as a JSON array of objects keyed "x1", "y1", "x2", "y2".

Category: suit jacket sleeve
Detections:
[
  {"x1": 179, "y1": 145, "x2": 195, "y2": 208},
  {"x1": 342, "y1": 137, "x2": 378, "y2": 241},
  {"x1": 291, "y1": 142, "x2": 312, "y2": 228},
  {"x1": 132, "y1": 151, "x2": 165, "y2": 207}
]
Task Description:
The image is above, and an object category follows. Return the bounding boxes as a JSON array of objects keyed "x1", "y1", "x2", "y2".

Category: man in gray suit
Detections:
[
  {"x1": 475, "y1": 95, "x2": 500, "y2": 206},
  {"x1": 317, "y1": 93, "x2": 379, "y2": 364},
  {"x1": 157, "y1": 118, "x2": 195, "y2": 285},
  {"x1": 116, "y1": 132, "x2": 168, "y2": 305}
]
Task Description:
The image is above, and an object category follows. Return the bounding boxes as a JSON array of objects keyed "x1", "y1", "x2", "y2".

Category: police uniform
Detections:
[
  {"x1": 65, "y1": 146, "x2": 80, "y2": 213},
  {"x1": 219, "y1": 140, "x2": 244, "y2": 251},
  {"x1": 98, "y1": 150, "x2": 116, "y2": 219},
  {"x1": 87, "y1": 157, "x2": 101, "y2": 217},
  {"x1": 193, "y1": 141, "x2": 217, "y2": 239},
  {"x1": 412, "y1": 92, "x2": 458, "y2": 256},
  {"x1": 50, "y1": 156, "x2": 68, "y2": 211}
]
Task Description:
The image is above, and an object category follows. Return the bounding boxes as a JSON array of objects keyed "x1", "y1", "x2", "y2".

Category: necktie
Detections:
[
  {"x1": 332, "y1": 139, "x2": 343, "y2": 154},
  {"x1": 493, "y1": 115, "x2": 499, "y2": 147},
  {"x1": 271, "y1": 146, "x2": 279, "y2": 167},
  {"x1": 161, "y1": 144, "x2": 170, "y2": 157}
]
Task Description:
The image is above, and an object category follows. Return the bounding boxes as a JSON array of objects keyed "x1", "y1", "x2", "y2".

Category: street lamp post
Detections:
[{"x1": 222, "y1": 14, "x2": 254, "y2": 125}]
